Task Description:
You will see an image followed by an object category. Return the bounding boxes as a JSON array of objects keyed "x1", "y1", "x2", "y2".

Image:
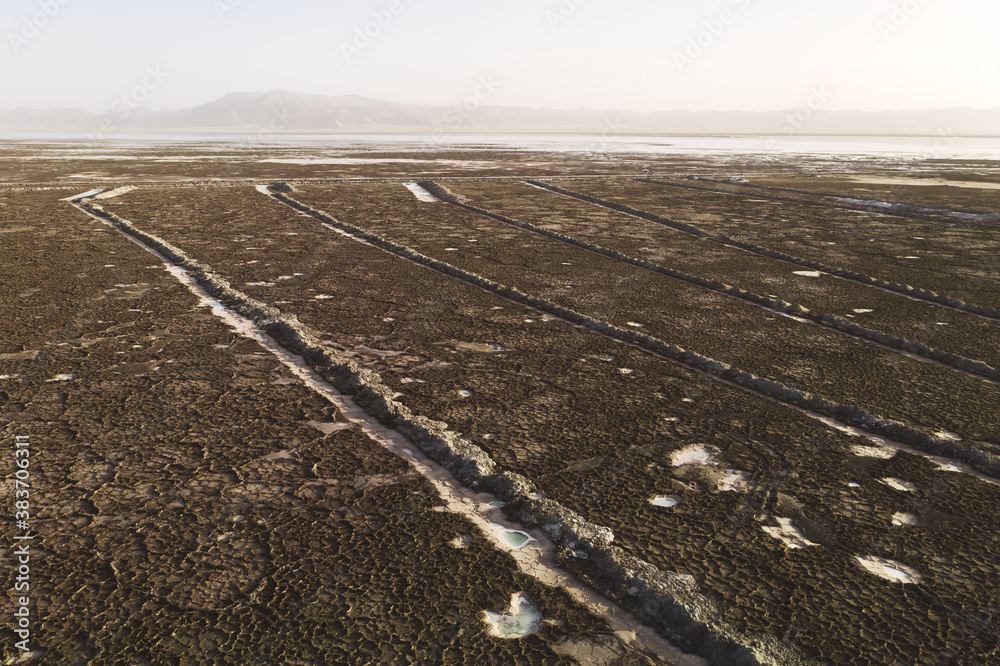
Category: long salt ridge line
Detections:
[
  {"x1": 530, "y1": 179, "x2": 1000, "y2": 324},
  {"x1": 68, "y1": 191, "x2": 702, "y2": 666},
  {"x1": 419, "y1": 181, "x2": 1000, "y2": 386},
  {"x1": 264, "y1": 186, "x2": 1000, "y2": 488}
]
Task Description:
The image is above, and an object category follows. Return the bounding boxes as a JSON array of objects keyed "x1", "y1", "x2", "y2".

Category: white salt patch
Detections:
[
  {"x1": 935, "y1": 430, "x2": 961, "y2": 442},
  {"x1": 903, "y1": 256, "x2": 921, "y2": 260},
  {"x1": 848, "y1": 482, "x2": 861, "y2": 488},
  {"x1": 850, "y1": 444, "x2": 896, "y2": 459},
  {"x1": 853, "y1": 309, "x2": 874, "y2": 314},
  {"x1": 450, "y1": 535, "x2": 474, "y2": 549},
  {"x1": 839, "y1": 198, "x2": 895, "y2": 208},
  {"x1": 627, "y1": 322, "x2": 644, "y2": 328},
  {"x1": 62, "y1": 188, "x2": 105, "y2": 201},
  {"x1": 671, "y1": 445, "x2": 715, "y2": 467},
  {"x1": 457, "y1": 389, "x2": 473, "y2": 398},
  {"x1": 400, "y1": 378, "x2": 427, "y2": 384},
  {"x1": 856, "y1": 556, "x2": 922, "y2": 584},
  {"x1": 278, "y1": 275, "x2": 295, "y2": 280},
  {"x1": 762, "y1": 517, "x2": 818, "y2": 549},
  {"x1": 717, "y1": 470, "x2": 750, "y2": 492},
  {"x1": 264, "y1": 449, "x2": 297, "y2": 462},
  {"x1": 483, "y1": 434, "x2": 497, "y2": 440},
  {"x1": 314, "y1": 294, "x2": 333, "y2": 300},
  {"x1": 650, "y1": 496, "x2": 679, "y2": 508},
  {"x1": 245, "y1": 281, "x2": 275, "y2": 287},
  {"x1": 445, "y1": 248, "x2": 460, "y2": 251},
  {"x1": 93, "y1": 186, "x2": 136, "y2": 200},
  {"x1": 484, "y1": 593, "x2": 542, "y2": 638},
  {"x1": 46, "y1": 374, "x2": 75, "y2": 382},
  {"x1": 682, "y1": 398, "x2": 695, "y2": 404},
  {"x1": 793, "y1": 271, "x2": 823, "y2": 278},
  {"x1": 403, "y1": 182, "x2": 442, "y2": 203},
  {"x1": 0, "y1": 374, "x2": 19, "y2": 380},
  {"x1": 934, "y1": 461, "x2": 963, "y2": 473},
  {"x1": 524, "y1": 318, "x2": 536, "y2": 323},
  {"x1": 892, "y1": 512, "x2": 919, "y2": 526},
  {"x1": 383, "y1": 317, "x2": 395, "y2": 322},
  {"x1": 619, "y1": 368, "x2": 634, "y2": 375},
  {"x1": 881, "y1": 477, "x2": 918, "y2": 493}
]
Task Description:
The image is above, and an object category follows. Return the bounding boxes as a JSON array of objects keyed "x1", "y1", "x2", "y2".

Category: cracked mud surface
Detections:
[
  {"x1": 0, "y1": 190, "x2": 664, "y2": 665},
  {"x1": 3, "y1": 141, "x2": 1000, "y2": 664}
]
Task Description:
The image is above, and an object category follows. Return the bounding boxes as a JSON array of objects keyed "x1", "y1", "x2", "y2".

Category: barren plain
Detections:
[{"x1": 2, "y1": 138, "x2": 999, "y2": 665}]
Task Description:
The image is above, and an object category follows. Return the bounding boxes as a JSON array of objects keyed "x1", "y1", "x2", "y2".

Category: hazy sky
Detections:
[{"x1": 3, "y1": 0, "x2": 998, "y2": 113}]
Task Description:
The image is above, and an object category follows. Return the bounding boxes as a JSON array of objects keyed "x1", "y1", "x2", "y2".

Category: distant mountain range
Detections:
[{"x1": 2, "y1": 90, "x2": 998, "y2": 136}]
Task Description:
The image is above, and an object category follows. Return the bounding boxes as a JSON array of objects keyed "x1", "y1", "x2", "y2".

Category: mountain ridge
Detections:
[{"x1": 3, "y1": 90, "x2": 999, "y2": 136}]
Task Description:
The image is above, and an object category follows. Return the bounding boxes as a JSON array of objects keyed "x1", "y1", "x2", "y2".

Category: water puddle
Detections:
[{"x1": 492, "y1": 524, "x2": 535, "y2": 549}]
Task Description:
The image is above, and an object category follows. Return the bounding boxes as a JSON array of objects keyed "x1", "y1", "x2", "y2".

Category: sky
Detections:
[{"x1": 2, "y1": 0, "x2": 998, "y2": 114}]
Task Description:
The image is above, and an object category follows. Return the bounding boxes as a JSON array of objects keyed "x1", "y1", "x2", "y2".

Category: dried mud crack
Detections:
[{"x1": 6, "y1": 142, "x2": 1000, "y2": 666}]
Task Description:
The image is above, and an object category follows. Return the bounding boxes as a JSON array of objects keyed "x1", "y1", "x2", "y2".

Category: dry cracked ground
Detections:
[{"x1": 2, "y1": 140, "x2": 1000, "y2": 665}]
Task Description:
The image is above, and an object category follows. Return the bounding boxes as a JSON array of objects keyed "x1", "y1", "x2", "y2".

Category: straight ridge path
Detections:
[
  {"x1": 635, "y1": 177, "x2": 999, "y2": 228},
  {"x1": 688, "y1": 176, "x2": 1000, "y2": 223},
  {"x1": 266, "y1": 185, "x2": 1000, "y2": 482},
  {"x1": 71, "y1": 191, "x2": 789, "y2": 666},
  {"x1": 417, "y1": 180, "x2": 1000, "y2": 386},
  {"x1": 527, "y1": 180, "x2": 1000, "y2": 324}
]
